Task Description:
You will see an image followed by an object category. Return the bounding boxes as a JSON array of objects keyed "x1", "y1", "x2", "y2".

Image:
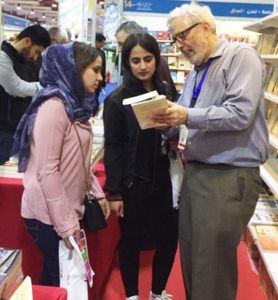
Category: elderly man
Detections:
[
  {"x1": 153, "y1": 4, "x2": 268, "y2": 300},
  {"x1": 0, "y1": 25, "x2": 50, "y2": 164}
]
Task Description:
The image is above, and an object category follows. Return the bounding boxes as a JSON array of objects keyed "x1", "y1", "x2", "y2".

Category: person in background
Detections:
[
  {"x1": 48, "y1": 27, "x2": 69, "y2": 44},
  {"x1": 12, "y1": 42, "x2": 110, "y2": 286},
  {"x1": 28, "y1": 27, "x2": 70, "y2": 83},
  {"x1": 103, "y1": 33, "x2": 178, "y2": 300},
  {"x1": 0, "y1": 25, "x2": 51, "y2": 165},
  {"x1": 152, "y1": 4, "x2": 268, "y2": 300},
  {"x1": 115, "y1": 21, "x2": 178, "y2": 100},
  {"x1": 94, "y1": 32, "x2": 107, "y2": 114}
]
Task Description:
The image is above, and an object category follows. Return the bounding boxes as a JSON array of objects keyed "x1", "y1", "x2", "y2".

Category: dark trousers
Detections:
[
  {"x1": 0, "y1": 131, "x2": 13, "y2": 164},
  {"x1": 119, "y1": 176, "x2": 179, "y2": 297},
  {"x1": 179, "y1": 162, "x2": 262, "y2": 300},
  {"x1": 23, "y1": 218, "x2": 61, "y2": 286}
]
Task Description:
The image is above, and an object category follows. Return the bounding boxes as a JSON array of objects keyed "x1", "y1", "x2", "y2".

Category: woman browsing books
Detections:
[
  {"x1": 103, "y1": 33, "x2": 178, "y2": 300},
  {"x1": 12, "y1": 42, "x2": 110, "y2": 286}
]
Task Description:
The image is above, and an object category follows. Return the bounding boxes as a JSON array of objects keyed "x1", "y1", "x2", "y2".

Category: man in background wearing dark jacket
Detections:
[{"x1": 0, "y1": 25, "x2": 51, "y2": 164}]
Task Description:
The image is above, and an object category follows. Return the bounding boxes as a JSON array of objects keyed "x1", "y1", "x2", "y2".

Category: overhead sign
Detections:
[
  {"x1": 123, "y1": 1, "x2": 273, "y2": 18},
  {"x1": 3, "y1": 14, "x2": 29, "y2": 28}
]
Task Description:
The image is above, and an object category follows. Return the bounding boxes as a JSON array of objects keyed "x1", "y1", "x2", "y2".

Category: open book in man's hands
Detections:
[{"x1": 123, "y1": 90, "x2": 168, "y2": 130}]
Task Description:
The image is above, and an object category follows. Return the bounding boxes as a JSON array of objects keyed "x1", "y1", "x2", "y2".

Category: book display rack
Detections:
[
  {"x1": 244, "y1": 11, "x2": 278, "y2": 300},
  {"x1": 148, "y1": 31, "x2": 192, "y2": 90}
]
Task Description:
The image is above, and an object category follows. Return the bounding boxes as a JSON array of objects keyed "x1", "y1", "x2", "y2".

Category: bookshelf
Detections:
[
  {"x1": 244, "y1": 11, "x2": 278, "y2": 300},
  {"x1": 157, "y1": 39, "x2": 192, "y2": 89}
]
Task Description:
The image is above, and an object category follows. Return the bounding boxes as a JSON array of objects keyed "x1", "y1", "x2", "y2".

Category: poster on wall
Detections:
[
  {"x1": 123, "y1": 0, "x2": 273, "y2": 19},
  {"x1": 60, "y1": 0, "x2": 84, "y2": 41},
  {"x1": 103, "y1": 0, "x2": 121, "y2": 43}
]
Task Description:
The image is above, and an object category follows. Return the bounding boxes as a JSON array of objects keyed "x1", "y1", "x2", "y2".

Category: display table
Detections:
[{"x1": 0, "y1": 163, "x2": 120, "y2": 299}]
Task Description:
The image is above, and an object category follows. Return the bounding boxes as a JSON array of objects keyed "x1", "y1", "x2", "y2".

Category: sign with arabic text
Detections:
[{"x1": 123, "y1": 1, "x2": 273, "y2": 18}]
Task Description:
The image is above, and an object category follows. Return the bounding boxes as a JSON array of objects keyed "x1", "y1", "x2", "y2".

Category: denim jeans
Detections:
[{"x1": 23, "y1": 218, "x2": 61, "y2": 286}]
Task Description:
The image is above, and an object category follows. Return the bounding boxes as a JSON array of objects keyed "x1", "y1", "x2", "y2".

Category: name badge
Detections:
[{"x1": 178, "y1": 125, "x2": 188, "y2": 151}]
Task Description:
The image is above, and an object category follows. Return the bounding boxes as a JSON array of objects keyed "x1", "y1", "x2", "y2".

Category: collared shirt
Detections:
[{"x1": 178, "y1": 39, "x2": 268, "y2": 167}]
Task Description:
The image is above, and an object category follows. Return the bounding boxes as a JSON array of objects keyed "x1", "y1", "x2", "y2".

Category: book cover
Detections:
[
  {"x1": 167, "y1": 56, "x2": 177, "y2": 68},
  {"x1": 170, "y1": 71, "x2": 177, "y2": 83},
  {"x1": 254, "y1": 224, "x2": 278, "y2": 251},
  {"x1": 123, "y1": 91, "x2": 169, "y2": 130},
  {"x1": 256, "y1": 194, "x2": 278, "y2": 210},
  {"x1": 250, "y1": 208, "x2": 278, "y2": 224},
  {"x1": 177, "y1": 56, "x2": 192, "y2": 70},
  {"x1": 156, "y1": 31, "x2": 169, "y2": 40},
  {"x1": 177, "y1": 71, "x2": 185, "y2": 83},
  {"x1": 69, "y1": 229, "x2": 94, "y2": 288},
  {"x1": 266, "y1": 67, "x2": 278, "y2": 94},
  {"x1": 9, "y1": 276, "x2": 33, "y2": 300},
  {"x1": 0, "y1": 248, "x2": 23, "y2": 300}
]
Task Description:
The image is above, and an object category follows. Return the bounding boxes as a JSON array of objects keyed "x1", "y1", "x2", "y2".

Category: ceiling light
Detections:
[{"x1": 52, "y1": 3, "x2": 57, "y2": 8}]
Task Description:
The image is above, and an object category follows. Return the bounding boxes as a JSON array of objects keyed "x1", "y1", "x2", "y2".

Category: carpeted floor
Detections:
[{"x1": 101, "y1": 241, "x2": 266, "y2": 300}]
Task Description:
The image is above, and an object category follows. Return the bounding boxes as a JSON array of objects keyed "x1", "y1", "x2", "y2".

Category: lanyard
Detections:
[{"x1": 189, "y1": 59, "x2": 213, "y2": 108}]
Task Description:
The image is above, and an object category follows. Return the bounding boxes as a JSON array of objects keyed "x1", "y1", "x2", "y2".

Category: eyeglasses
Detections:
[{"x1": 170, "y1": 22, "x2": 201, "y2": 46}]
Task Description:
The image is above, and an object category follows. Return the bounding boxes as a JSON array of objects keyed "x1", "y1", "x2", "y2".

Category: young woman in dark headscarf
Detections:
[{"x1": 12, "y1": 42, "x2": 110, "y2": 286}]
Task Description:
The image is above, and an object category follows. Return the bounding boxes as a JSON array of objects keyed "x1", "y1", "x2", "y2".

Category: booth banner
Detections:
[
  {"x1": 3, "y1": 14, "x2": 29, "y2": 28},
  {"x1": 103, "y1": 1, "x2": 121, "y2": 43},
  {"x1": 123, "y1": 0, "x2": 273, "y2": 18}
]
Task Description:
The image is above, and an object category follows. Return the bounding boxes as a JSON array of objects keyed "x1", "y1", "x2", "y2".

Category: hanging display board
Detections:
[
  {"x1": 123, "y1": 0, "x2": 273, "y2": 18},
  {"x1": 3, "y1": 14, "x2": 29, "y2": 28}
]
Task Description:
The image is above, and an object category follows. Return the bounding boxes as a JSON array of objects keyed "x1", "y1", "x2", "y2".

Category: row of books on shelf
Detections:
[
  {"x1": 166, "y1": 55, "x2": 192, "y2": 70},
  {"x1": 255, "y1": 33, "x2": 278, "y2": 55},
  {"x1": 0, "y1": 248, "x2": 23, "y2": 300},
  {"x1": 148, "y1": 30, "x2": 169, "y2": 41},
  {"x1": 158, "y1": 42, "x2": 176, "y2": 54},
  {"x1": 265, "y1": 66, "x2": 278, "y2": 96},
  {"x1": 249, "y1": 193, "x2": 278, "y2": 252},
  {"x1": 266, "y1": 101, "x2": 278, "y2": 136},
  {"x1": 219, "y1": 33, "x2": 251, "y2": 43},
  {"x1": 170, "y1": 70, "x2": 188, "y2": 84}
]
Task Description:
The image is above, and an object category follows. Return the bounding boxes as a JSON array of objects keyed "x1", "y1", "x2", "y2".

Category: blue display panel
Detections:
[{"x1": 123, "y1": 0, "x2": 273, "y2": 18}]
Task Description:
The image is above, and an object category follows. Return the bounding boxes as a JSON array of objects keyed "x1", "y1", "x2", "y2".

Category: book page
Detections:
[{"x1": 123, "y1": 90, "x2": 159, "y2": 105}]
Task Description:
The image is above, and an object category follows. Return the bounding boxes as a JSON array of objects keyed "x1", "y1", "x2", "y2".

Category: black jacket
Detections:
[
  {"x1": 0, "y1": 41, "x2": 38, "y2": 132},
  {"x1": 103, "y1": 83, "x2": 173, "y2": 196}
]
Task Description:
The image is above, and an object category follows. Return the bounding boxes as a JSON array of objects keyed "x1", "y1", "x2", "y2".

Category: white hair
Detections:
[
  {"x1": 48, "y1": 27, "x2": 69, "y2": 44},
  {"x1": 168, "y1": 4, "x2": 216, "y2": 33}
]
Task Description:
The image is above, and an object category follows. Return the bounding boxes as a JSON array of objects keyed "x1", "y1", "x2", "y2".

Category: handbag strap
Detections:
[{"x1": 73, "y1": 123, "x2": 91, "y2": 194}]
